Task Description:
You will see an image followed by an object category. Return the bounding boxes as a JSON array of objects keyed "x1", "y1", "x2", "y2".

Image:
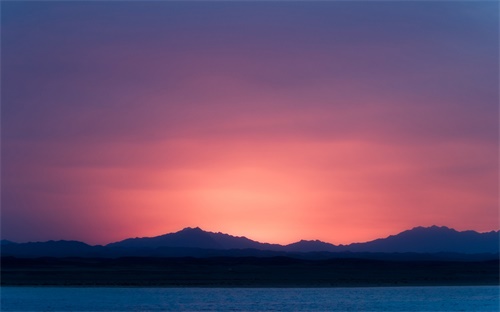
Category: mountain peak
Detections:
[
  {"x1": 429, "y1": 225, "x2": 451, "y2": 230},
  {"x1": 409, "y1": 225, "x2": 455, "y2": 232},
  {"x1": 180, "y1": 226, "x2": 203, "y2": 232}
]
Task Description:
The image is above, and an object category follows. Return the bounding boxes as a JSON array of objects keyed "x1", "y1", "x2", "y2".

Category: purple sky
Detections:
[{"x1": 1, "y1": 1, "x2": 498, "y2": 245}]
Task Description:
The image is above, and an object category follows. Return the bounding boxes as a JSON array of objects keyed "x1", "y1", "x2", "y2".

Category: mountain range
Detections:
[{"x1": 1, "y1": 226, "x2": 498, "y2": 259}]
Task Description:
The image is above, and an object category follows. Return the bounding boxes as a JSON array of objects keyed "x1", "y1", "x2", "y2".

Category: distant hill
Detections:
[
  {"x1": 1, "y1": 226, "x2": 498, "y2": 259},
  {"x1": 107, "y1": 227, "x2": 282, "y2": 250},
  {"x1": 109, "y1": 225, "x2": 496, "y2": 254},
  {"x1": 0, "y1": 240, "x2": 16, "y2": 245},
  {"x1": 339, "y1": 226, "x2": 499, "y2": 254},
  {"x1": 283, "y1": 240, "x2": 339, "y2": 252},
  {"x1": 0, "y1": 240, "x2": 105, "y2": 258}
]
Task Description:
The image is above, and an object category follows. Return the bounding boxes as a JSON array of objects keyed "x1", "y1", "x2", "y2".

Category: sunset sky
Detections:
[{"x1": 2, "y1": 1, "x2": 498, "y2": 245}]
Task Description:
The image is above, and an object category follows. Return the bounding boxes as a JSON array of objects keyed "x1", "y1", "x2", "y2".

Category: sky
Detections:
[{"x1": 1, "y1": 1, "x2": 498, "y2": 246}]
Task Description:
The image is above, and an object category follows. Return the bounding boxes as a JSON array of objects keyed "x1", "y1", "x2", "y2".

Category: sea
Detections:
[{"x1": 1, "y1": 286, "x2": 499, "y2": 311}]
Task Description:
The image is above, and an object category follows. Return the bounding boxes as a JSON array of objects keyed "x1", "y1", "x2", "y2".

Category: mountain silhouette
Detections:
[
  {"x1": 107, "y1": 227, "x2": 283, "y2": 250},
  {"x1": 283, "y1": 240, "x2": 339, "y2": 252},
  {"x1": 0, "y1": 240, "x2": 16, "y2": 245},
  {"x1": 106, "y1": 227, "x2": 340, "y2": 252},
  {"x1": 339, "y1": 226, "x2": 499, "y2": 253},
  {"x1": 106, "y1": 225, "x2": 500, "y2": 254},
  {"x1": 1, "y1": 226, "x2": 498, "y2": 258},
  {"x1": 0, "y1": 240, "x2": 104, "y2": 258}
]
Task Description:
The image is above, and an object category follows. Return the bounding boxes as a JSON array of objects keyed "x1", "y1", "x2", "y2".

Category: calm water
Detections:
[{"x1": 1, "y1": 286, "x2": 499, "y2": 311}]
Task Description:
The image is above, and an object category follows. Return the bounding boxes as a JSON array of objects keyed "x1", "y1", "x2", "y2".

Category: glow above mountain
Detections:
[{"x1": 2, "y1": 1, "x2": 498, "y2": 245}]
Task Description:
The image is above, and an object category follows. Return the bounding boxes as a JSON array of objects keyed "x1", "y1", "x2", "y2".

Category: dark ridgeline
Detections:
[
  {"x1": 2, "y1": 226, "x2": 499, "y2": 287},
  {"x1": 340, "y1": 226, "x2": 500, "y2": 253},
  {"x1": 106, "y1": 227, "x2": 283, "y2": 250},
  {"x1": 104, "y1": 225, "x2": 500, "y2": 254},
  {"x1": 2, "y1": 226, "x2": 499, "y2": 258}
]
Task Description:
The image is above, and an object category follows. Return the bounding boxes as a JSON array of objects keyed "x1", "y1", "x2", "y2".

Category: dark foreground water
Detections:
[{"x1": 1, "y1": 286, "x2": 499, "y2": 311}]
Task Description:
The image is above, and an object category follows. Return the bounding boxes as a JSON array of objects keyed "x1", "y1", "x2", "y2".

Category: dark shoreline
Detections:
[{"x1": 2, "y1": 256, "x2": 498, "y2": 287}]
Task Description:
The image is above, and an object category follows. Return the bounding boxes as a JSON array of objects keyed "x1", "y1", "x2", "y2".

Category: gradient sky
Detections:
[{"x1": 2, "y1": 1, "x2": 498, "y2": 245}]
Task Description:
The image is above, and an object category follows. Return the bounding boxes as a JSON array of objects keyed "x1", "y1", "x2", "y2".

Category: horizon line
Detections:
[{"x1": 3, "y1": 224, "x2": 499, "y2": 247}]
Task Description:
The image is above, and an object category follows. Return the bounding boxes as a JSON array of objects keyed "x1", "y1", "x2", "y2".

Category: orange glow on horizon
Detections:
[{"x1": 2, "y1": 1, "x2": 498, "y2": 245}]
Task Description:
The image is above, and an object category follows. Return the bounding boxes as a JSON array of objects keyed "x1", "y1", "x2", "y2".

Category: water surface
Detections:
[{"x1": 2, "y1": 286, "x2": 498, "y2": 311}]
